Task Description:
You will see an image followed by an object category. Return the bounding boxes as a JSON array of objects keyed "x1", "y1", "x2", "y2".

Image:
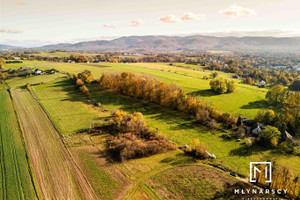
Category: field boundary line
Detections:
[
  {"x1": 0, "y1": 106, "x2": 7, "y2": 200},
  {"x1": 29, "y1": 87, "x2": 98, "y2": 200},
  {"x1": 7, "y1": 87, "x2": 41, "y2": 200}
]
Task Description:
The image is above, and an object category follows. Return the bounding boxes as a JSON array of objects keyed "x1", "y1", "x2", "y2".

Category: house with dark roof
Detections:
[{"x1": 250, "y1": 122, "x2": 266, "y2": 136}]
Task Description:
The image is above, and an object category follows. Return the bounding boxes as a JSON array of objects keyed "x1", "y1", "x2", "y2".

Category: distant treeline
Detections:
[{"x1": 207, "y1": 61, "x2": 299, "y2": 87}]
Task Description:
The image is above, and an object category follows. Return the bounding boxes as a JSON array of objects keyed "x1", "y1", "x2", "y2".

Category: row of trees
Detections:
[
  {"x1": 210, "y1": 78, "x2": 236, "y2": 94},
  {"x1": 99, "y1": 72, "x2": 237, "y2": 128},
  {"x1": 106, "y1": 110, "x2": 176, "y2": 161}
]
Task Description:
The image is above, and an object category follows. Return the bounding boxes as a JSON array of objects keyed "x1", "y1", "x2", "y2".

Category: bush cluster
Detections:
[
  {"x1": 73, "y1": 70, "x2": 94, "y2": 96},
  {"x1": 184, "y1": 139, "x2": 209, "y2": 159},
  {"x1": 209, "y1": 78, "x2": 236, "y2": 94},
  {"x1": 107, "y1": 110, "x2": 176, "y2": 161}
]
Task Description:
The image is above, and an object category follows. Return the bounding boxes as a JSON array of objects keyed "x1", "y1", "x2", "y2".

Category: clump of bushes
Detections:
[
  {"x1": 210, "y1": 78, "x2": 236, "y2": 94},
  {"x1": 73, "y1": 70, "x2": 94, "y2": 85},
  {"x1": 72, "y1": 70, "x2": 94, "y2": 96},
  {"x1": 257, "y1": 126, "x2": 281, "y2": 148},
  {"x1": 184, "y1": 139, "x2": 209, "y2": 159},
  {"x1": 79, "y1": 85, "x2": 89, "y2": 96},
  {"x1": 106, "y1": 110, "x2": 176, "y2": 161}
]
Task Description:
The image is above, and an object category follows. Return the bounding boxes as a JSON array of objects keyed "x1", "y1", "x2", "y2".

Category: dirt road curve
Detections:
[{"x1": 11, "y1": 89, "x2": 97, "y2": 200}]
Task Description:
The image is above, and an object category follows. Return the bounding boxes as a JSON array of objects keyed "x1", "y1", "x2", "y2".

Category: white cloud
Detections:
[
  {"x1": 181, "y1": 13, "x2": 205, "y2": 21},
  {"x1": 0, "y1": 28, "x2": 22, "y2": 34},
  {"x1": 131, "y1": 19, "x2": 144, "y2": 27},
  {"x1": 159, "y1": 15, "x2": 180, "y2": 23},
  {"x1": 103, "y1": 24, "x2": 117, "y2": 28},
  {"x1": 219, "y1": 4, "x2": 256, "y2": 17}
]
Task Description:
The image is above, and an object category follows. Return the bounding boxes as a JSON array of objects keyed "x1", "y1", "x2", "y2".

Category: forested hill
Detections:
[{"x1": 36, "y1": 35, "x2": 300, "y2": 52}]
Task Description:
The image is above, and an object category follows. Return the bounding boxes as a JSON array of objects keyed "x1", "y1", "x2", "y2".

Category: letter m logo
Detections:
[{"x1": 250, "y1": 162, "x2": 272, "y2": 183}]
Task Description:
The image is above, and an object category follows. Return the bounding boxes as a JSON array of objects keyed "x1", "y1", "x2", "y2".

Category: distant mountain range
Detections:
[
  {"x1": 0, "y1": 44, "x2": 21, "y2": 49},
  {"x1": 2, "y1": 35, "x2": 300, "y2": 52}
]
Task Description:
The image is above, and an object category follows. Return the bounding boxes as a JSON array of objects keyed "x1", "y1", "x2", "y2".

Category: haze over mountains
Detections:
[{"x1": 2, "y1": 35, "x2": 300, "y2": 52}]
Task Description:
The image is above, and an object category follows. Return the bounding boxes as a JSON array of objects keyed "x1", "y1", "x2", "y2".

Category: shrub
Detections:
[
  {"x1": 184, "y1": 141, "x2": 209, "y2": 160},
  {"x1": 254, "y1": 109, "x2": 276, "y2": 125},
  {"x1": 79, "y1": 85, "x2": 89, "y2": 96},
  {"x1": 257, "y1": 126, "x2": 281, "y2": 148},
  {"x1": 106, "y1": 110, "x2": 176, "y2": 161},
  {"x1": 210, "y1": 78, "x2": 236, "y2": 94}
]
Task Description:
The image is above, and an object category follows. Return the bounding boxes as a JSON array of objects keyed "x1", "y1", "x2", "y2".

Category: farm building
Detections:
[
  {"x1": 49, "y1": 69, "x2": 58, "y2": 74},
  {"x1": 251, "y1": 122, "x2": 266, "y2": 135},
  {"x1": 257, "y1": 80, "x2": 266, "y2": 88},
  {"x1": 282, "y1": 131, "x2": 299, "y2": 146},
  {"x1": 34, "y1": 69, "x2": 43, "y2": 75}
]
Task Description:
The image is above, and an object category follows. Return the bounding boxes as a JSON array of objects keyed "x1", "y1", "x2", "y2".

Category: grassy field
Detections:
[
  {"x1": 5, "y1": 60, "x2": 269, "y2": 118},
  {"x1": 31, "y1": 77, "x2": 300, "y2": 178},
  {"x1": 0, "y1": 84, "x2": 37, "y2": 200},
  {"x1": 146, "y1": 165, "x2": 249, "y2": 199},
  {"x1": 3, "y1": 61, "x2": 299, "y2": 199},
  {"x1": 11, "y1": 88, "x2": 97, "y2": 200}
]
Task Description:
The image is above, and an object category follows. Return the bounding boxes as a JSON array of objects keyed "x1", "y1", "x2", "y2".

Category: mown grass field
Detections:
[{"x1": 0, "y1": 84, "x2": 37, "y2": 200}]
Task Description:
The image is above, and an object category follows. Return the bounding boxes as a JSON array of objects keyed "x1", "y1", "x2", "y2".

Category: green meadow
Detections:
[
  {"x1": 0, "y1": 84, "x2": 37, "y2": 200},
  {"x1": 4, "y1": 60, "x2": 300, "y2": 199},
  {"x1": 6, "y1": 61, "x2": 269, "y2": 118}
]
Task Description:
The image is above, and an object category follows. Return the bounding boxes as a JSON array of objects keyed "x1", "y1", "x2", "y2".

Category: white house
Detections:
[
  {"x1": 257, "y1": 80, "x2": 266, "y2": 88},
  {"x1": 34, "y1": 69, "x2": 42, "y2": 75},
  {"x1": 252, "y1": 126, "x2": 262, "y2": 135}
]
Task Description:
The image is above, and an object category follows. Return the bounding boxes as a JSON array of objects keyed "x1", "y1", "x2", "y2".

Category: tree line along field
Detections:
[
  {"x1": 3, "y1": 61, "x2": 299, "y2": 199},
  {"x1": 0, "y1": 84, "x2": 37, "y2": 200},
  {"x1": 6, "y1": 60, "x2": 269, "y2": 118}
]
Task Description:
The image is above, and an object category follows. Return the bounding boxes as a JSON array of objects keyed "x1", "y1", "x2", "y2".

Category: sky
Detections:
[{"x1": 1, "y1": 0, "x2": 300, "y2": 47}]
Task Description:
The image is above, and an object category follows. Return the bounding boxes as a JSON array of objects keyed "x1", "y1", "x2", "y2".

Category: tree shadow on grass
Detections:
[
  {"x1": 188, "y1": 89, "x2": 218, "y2": 97},
  {"x1": 44, "y1": 78, "x2": 218, "y2": 136},
  {"x1": 229, "y1": 143, "x2": 266, "y2": 157},
  {"x1": 240, "y1": 100, "x2": 269, "y2": 109},
  {"x1": 240, "y1": 99, "x2": 281, "y2": 112}
]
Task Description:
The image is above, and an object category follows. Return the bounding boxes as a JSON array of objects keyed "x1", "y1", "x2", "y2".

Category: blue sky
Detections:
[{"x1": 1, "y1": 0, "x2": 300, "y2": 47}]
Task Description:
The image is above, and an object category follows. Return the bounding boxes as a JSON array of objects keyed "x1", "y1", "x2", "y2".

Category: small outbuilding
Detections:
[
  {"x1": 251, "y1": 122, "x2": 266, "y2": 135},
  {"x1": 257, "y1": 80, "x2": 266, "y2": 88},
  {"x1": 34, "y1": 69, "x2": 43, "y2": 75}
]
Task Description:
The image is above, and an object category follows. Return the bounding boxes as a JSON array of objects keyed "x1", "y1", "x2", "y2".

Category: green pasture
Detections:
[
  {"x1": 5, "y1": 60, "x2": 269, "y2": 118},
  {"x1": 0, "y1": 84, "x2": 37, "y2": 200}
]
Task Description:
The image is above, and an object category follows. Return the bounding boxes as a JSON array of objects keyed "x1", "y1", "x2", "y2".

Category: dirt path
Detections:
[{"x1": 11, "y1": 89, "x2": 97, "y2": 200}]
